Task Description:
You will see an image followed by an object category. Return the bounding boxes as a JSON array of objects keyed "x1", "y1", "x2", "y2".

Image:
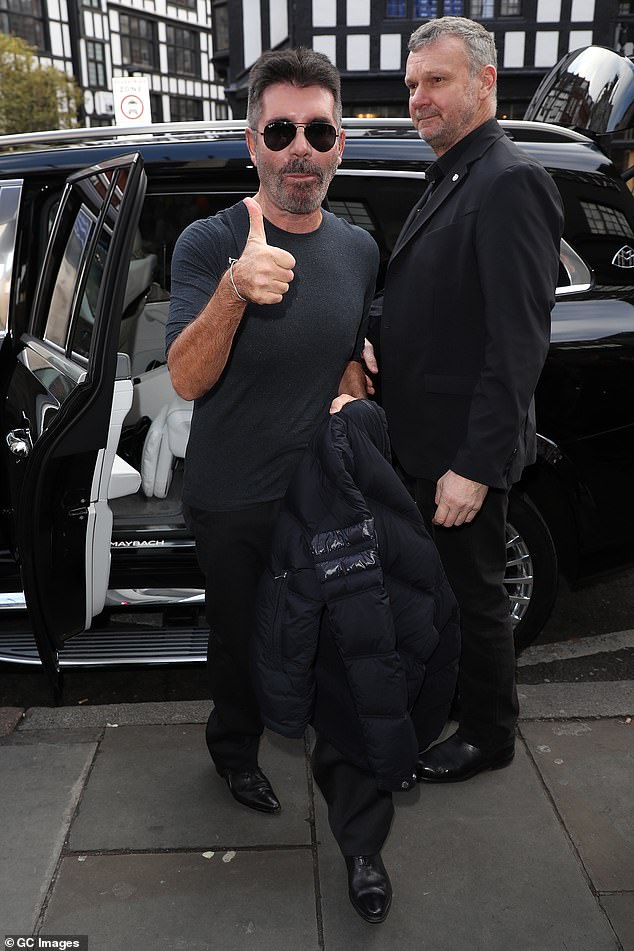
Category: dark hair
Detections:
[
  {"x1": 409, "y1": 16, "x2": 498, "y2": 74},
  {"x1": 247, "y1": 47, "x2": 342, "y2": 129}
]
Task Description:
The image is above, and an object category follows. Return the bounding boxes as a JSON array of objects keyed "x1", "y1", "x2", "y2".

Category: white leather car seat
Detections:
[{"x1": 141, "y1": 394, "x2": 193, "y2": 498}]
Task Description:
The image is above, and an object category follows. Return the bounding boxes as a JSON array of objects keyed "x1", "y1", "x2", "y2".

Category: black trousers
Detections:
[
  {"x1": 311, "y1": 737, "x2": 394, "y2": 857},
  {"x1": 184, "y1": 500, "x2": 280, "y2": 771},
  {"x1": 415, "y1": 479, "x2": 518, "y2": 749}
]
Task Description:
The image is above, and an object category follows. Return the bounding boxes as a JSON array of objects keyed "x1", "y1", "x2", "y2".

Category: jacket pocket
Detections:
[{"x1": 271, "y1": 571, "x2": 289, "y2": 657}]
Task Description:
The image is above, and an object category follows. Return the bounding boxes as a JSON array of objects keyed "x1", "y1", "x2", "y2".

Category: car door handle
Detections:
[{"x1": 6, "y1": 428, "x2": 33, "y2": 458}]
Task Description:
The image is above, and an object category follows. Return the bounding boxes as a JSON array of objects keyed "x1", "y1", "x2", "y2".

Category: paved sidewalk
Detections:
[{"x1": 0, "y1": 682, "x2": 632, "y2": 951}]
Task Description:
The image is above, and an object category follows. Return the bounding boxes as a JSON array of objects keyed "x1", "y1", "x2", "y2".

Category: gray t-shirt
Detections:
[{"x1": 167, "y1": 201, "x2": 379, "y2": 511}]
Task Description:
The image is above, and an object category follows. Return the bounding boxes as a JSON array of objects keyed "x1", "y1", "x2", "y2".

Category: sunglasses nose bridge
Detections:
[{"x1": 289, "y1": 123, "x2": 311, "y2": 152}]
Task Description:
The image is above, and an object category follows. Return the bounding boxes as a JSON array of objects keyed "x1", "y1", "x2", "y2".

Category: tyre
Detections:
[{"x1": 505, "y1": 491, "x2": 558, "y2": 654}]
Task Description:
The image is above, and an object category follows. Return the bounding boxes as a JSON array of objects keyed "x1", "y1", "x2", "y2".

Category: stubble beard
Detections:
[
  {"x1": 259, "y1": 154, "x2": 340, "y2": 215},
  {"x1": 415, "y1": 86, "x2": 480, "y2": 156}
]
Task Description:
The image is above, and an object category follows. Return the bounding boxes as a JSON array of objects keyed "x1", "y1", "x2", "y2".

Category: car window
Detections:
[
  {"x1": 0, "y1": 181, "x2": 22, "y2": 337},
  {"x1": 329, "y1": 173, "x2": 426, "y2": 288},
  {"x1": 68, "y1": 228, "x2": 110, "y2": 359},
  {"x1": 44, "y1": 203, "x2": 97, "y2": 349}
]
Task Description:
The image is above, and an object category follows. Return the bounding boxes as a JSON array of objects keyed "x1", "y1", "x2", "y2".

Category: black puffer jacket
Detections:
[{"x1": 253, "y1": 400, "x2": 460, "y2": 792}]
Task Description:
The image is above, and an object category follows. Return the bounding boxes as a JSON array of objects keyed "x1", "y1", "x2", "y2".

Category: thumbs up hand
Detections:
[{"x1": 228, "y1": 197, "x2": 296, "y2": 305}]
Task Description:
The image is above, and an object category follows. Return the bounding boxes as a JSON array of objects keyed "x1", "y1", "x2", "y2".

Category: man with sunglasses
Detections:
[{"x1": 166, "y1": 48, "x2": 384, "y2": 919}]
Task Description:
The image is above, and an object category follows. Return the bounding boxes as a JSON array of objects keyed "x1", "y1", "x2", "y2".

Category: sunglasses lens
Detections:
[
  {"x1": 261, "y1": 121, "x2": 337, "y2": 152},
  {"x1": 305, "y1": 122, "x2": 337, "y2": 152},
  {"x1": 263, "y1": 122, "x2": 295, "y2": 151}
]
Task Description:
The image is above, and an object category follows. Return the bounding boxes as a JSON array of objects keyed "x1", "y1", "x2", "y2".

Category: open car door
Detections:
[{"x1": 1, "y1": 154, "x2": 146, "y2": 694}]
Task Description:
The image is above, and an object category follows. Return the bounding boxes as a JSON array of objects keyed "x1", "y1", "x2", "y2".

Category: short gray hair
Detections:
[
  {"x1": 247, "y1": 47, "x2": 342, "y2": 129},
  {"x1": 408, "y1": 16, "x2": 498, "y2": 75}
]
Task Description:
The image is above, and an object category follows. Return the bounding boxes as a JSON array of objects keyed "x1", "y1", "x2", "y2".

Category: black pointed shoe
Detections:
[
  {"x1": 216, "y1": 766, "x2": 281, "y2": 813},
  {"x1": 416, "y1": 734, "x2": 515, "y2": 783},
  {"x1": 345, "y1": 853, "x2": 392, "y2": 923}
]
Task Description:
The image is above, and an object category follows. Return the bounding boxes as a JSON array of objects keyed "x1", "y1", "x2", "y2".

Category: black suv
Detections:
[{"x1": 1, "y1": 47, "x2": 634, "y2": 690}]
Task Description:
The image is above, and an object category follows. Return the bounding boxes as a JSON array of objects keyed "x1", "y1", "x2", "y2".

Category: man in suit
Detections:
[{"x1": 377, "y1": 16, "x2": 563, "y2": 781}]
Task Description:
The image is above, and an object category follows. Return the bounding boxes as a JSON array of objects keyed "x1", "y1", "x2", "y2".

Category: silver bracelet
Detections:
[{"x1": 228, "y1": 257, "x2": 247, "y2": 303}]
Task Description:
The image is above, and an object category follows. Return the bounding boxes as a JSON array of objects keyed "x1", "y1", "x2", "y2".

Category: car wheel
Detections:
[{"x1": 505, "y1": 491, "x2": 558, "y2": 654}]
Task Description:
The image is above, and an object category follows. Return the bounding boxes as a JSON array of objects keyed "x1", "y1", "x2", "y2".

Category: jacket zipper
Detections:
[{"x1": 271, "y1": 571, "x2": 289, "y2": 656}]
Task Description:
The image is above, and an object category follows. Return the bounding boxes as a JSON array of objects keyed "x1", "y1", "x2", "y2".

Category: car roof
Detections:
[{"x1": 0, "y1": 118, "x2": 605, "y2": 178}]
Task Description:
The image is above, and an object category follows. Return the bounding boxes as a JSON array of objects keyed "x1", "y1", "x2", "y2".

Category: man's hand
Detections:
[
  {"x1": 433, "y1": 470, "x2": 488, "y2": 528},
  {"x1": 330, "y1": 395, "x2": 358, "y2": 414},
  {"x1": 231, "y1": 198, "x2": 296, "y2": 304},
  {"x1": 362, "y1": 338, "x2": 378, "y2": 395}
]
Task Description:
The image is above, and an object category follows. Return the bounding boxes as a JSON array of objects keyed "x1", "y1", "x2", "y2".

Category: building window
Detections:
[
  {"x1": 469, "y1": 0, "x2": 494, "y2": 14},
  {"x1": 119, "y1": 14, "x2": 158, "y2": 70},
  {"x1": 414, "y1": 0, "x2": 438, "y2": 15},
  {"x1": 385, "y1": 0, "x2": 406, "y2": 14},
  {"x1": 500, "y1": 0, "x2": 522, "y2": 14},
  {"x1": 170, "y1": 96, "x2": 203, "y2": 121},
  {"x1": 0, "y1": 0, "x2": 47, "y2": 50},
  {"x1": 618, "y1": 1, "x2": 634, "y2": 12},
  {"x1": 166, "y1": 25, "x2": 200, "y2": 77},
  {"x1": 581, "y1": 201, "x2": 634, "y2": 238},
  {"x1": 212, "y1": 1, "x2": 230, "y2": 49},
  {"x1": 83, "y1": 0, "x2": 101, "y2": 8},
  {"x1": 215, "y1": 100, "x2": 229, "y2": 119},
  {"x1": 150, "y1": 92, "x2": 163, "y2": 122},
  {"x1": 86, "y1": 40, "x2": 106, "y2": 88},
  {"x1": 170, "y1": 0, "x2": 197, "y2": 7},
  {"x1": 443, "y1": 0, "x2": 463, "y2": 12}
]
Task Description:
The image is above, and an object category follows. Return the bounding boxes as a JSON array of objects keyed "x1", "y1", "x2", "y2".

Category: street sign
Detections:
[{"x1": 112, "y1": 77, "x2": 152, "y2": 127}]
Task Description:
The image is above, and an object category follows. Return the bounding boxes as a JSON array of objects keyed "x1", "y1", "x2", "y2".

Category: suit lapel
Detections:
[
  {"x1": 389, "y1": 121, "x2": 506, "y2": 263},
  {"x1": 391, "y1": 167, "x2": 467, "y2": 259}
]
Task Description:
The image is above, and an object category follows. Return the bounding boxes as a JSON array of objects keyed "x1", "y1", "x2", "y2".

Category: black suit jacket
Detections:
[{"x1": 380, "y1": 119, "x2": 564, "y2": 489}]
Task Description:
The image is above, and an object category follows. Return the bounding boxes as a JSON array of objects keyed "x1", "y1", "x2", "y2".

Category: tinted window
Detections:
[
  {"x1": 68, "y1": 229, "x2": 110, "y2": 359},
  {"x1": 44, "y1": 204, "x2": 96, "y2": 349}
]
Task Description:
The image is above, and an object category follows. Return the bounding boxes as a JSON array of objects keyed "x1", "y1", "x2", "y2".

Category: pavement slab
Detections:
[
  {"x1": 518, "y1": 682, "x2": 634, "y2": 719},
  {"x1": 522, "y1": 719, "x2": 634, "y2": 892},
  {"x1": 0, "y1": 738, "x2": 97, "y2": 933},
  {"x1": 600, "y1": 894, "x2": 634, "y2": 951},
  {"x1": 42, "y1": 849, "x2": 319, "y2": 951},
  {"x1": 315, "y1": 741, "x2": 619, "y2": 951},
  {"x1": 68, "y1": 726, "x2": 311, "y2": 852}
]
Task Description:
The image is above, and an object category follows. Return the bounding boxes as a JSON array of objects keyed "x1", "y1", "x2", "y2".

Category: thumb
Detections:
[{"x1": 243, "y1": 197, "x2": 267, "y2": 244}]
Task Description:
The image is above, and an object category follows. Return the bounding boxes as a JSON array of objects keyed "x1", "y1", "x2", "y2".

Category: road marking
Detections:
[{"x1": 518, "y1": 629, "x2": 634, "y2": 666}]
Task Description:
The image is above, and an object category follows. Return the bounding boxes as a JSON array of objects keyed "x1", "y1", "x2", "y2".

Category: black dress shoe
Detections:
[
  {"x1": 416, "y1": 733, "x2": 515, "y2": 783},
  {"x1": 345, "y1": 853, "x2": 392, "y2": 923},
  {"x1": 216, "y1": 766, "x2": 281, "y2": 813}
]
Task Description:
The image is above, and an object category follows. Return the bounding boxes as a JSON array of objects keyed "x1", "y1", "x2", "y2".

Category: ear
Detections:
[
  {"x1": 337, "y1": 128, "x2": 346, "y2": 166},
  {"x1": 480, "y1": 65, "x2": 497, "y2": 100},
  {"x1": 245, "y1": 127, "x2": 258, "y2": 166}
]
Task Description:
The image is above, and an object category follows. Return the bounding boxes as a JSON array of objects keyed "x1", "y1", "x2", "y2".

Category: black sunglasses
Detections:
[{"x1": 254, "y1": 120, "x2": 339, "y2": 153}]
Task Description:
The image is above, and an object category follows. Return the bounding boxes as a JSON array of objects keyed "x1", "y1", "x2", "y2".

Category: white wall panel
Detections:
[
  {"x1": 503, "y1": 31, "x2": 525, "y2": 68},
  {"x1": 534, "y1": 31, "x2": 559, "y2": 67},
  {"x1": 347, "y1": 34, "x2": 370, "y2": 71},
  {"x1": 380, "y1": 34, "x2": 401, "y2": 71},
  {"x1": 243, "y1": 0, "x2": 262, "y2": 67},
  {"x1": 110, "y1": 34, "x2": 121, "y2": 66},
  {"x1": 313, "y1": 0, "x2": 336, "y2": 28},
  {"x1": 270, "y1": 0, "x2": 288, "y2": 48},
  {"x1": 312, "y1": 34, "x2": 337, "y2": 64},
  {"x1": 347, "y1": 0, "x2": 370, "y2": 26},
  {"x1": 570, "y1": 0, "x2": 594, "y2": 20},
  {"x1": 569, "y1": 29, "x2": 593, "y2": 49},
  {"x1": 536, "y1": 0, "x2": 561, "y2": 21},
  {"x1": 49, "y1": 22, "x2": 64, "y2": 57}
]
